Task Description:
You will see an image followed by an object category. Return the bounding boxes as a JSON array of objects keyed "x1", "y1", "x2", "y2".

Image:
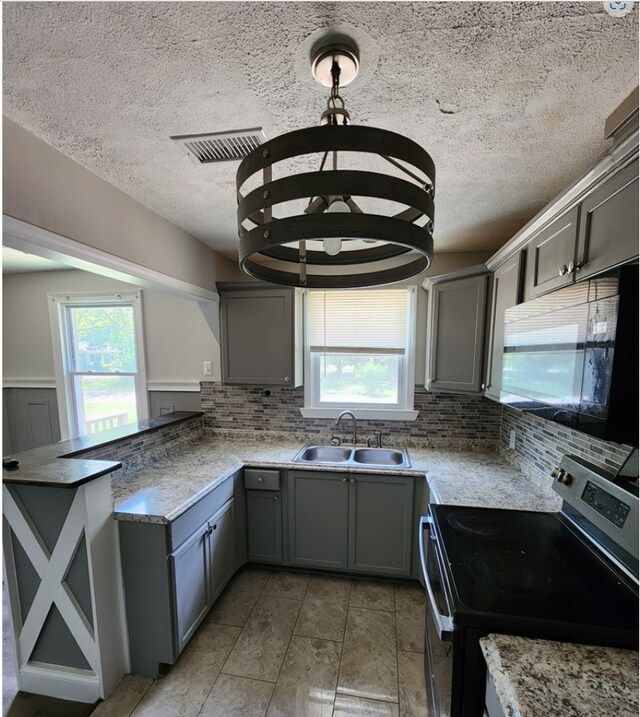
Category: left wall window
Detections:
[{"x1": 48, "y1": 291, "x2": 148, "y2": 439}]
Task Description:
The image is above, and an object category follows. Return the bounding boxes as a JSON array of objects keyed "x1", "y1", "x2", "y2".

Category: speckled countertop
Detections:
[
  {"x1": 112, "y1": 433, "x2": 560, "y2": 523},
  {"x1": 481, "y1": 634, "x2": 639, "y2": 717}
]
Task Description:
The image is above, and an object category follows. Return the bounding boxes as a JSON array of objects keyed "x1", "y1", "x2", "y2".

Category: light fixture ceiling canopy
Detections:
[{"x1": 236, "y1": 36, "x2": 435, "y2": 288}]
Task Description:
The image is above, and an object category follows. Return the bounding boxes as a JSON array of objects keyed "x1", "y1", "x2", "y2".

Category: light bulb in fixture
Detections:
[
  {"x1": 322, "y1": 237, "x2": 343, "y2": 255},
  {"x1": 322, "y1": 199, "x2": 350, "y2": 255}
]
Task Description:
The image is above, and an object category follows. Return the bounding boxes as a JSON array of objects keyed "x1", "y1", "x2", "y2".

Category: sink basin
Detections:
[
  {"x1": 352, "y1": 448, "x2": 407, "y2": 466},
  {"x1": 293, "y1": 444, "x2": 411, "y2": 468},
  {"x1": 296, "y1": 445, "x2": 351, "y2": 463}
]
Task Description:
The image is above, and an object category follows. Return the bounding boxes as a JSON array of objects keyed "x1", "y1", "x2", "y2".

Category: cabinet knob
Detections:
[
  {"x1": 559, "y1": 264, "x2": 569, "y2": 276},
  {"x1": 284, "y1": 376, "x2": 291, "y2": 383},
  {"x1": 568, "y1": 261, "x2": 575, "y2": 273},
  {"x1": 350, "y1": 478, "x2": 355, "y2": 484},
  {"x1": 258, "y1": 477, "x2": 264, "y2": 483},
  {"x1": 273, "y1": 495, "x2": 280, "y2": 502},
  {"x1": 212, "y1": 524, "x2": 217, "y2": 531},
  {"x1": 342, "y1": 477, "x2": 347, "y2": 482},
  {"x1": 207, "y1": 523, "x2": 213, "y2": 535}
]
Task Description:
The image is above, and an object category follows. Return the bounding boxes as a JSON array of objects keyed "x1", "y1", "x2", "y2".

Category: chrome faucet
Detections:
[{"x1": 335, "y1": 410, "x2": 357, "y2": 446}]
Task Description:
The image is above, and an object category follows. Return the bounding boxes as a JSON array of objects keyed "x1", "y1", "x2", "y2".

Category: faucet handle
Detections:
[
  {"x1": 367, "y1": 432, "x2": 383, "y2": 448},
  {"x1": 330, "y1": 435, "x2": 342, "y2": 446}
]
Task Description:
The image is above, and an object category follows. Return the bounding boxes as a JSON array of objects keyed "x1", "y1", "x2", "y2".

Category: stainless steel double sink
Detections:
[{"x1": 293, "y1": 444, "x2": 411, "y2": 469}]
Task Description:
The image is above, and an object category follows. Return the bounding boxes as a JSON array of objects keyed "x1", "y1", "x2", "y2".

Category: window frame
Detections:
[
  {"x1": 48, "y1": 290, "x2": 149, "y2": 440},
  {"x1": 301, "y1": 286, "x2": 418, "y2": 420}
]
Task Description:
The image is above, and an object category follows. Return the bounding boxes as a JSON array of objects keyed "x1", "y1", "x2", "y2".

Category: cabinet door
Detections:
[
  {"x1": 220, "y1": 288, "x2": 294, "y2": 385},
  {"x1": 170, "y1": 523, "x2": 210, "y2": 654},
  {"x1": 524, "y1": 206, "x2": 579, "y2": 299},
  {"x1": 577, "y1": 159, "x2": 639, "y2": 280},
  {"x1": 287, "y1": 472, "x2": 349, "y2": 570},
  {"x1": 427, "y1": 273, "x2": 489, "y2": 394},
  {"x1": 485, "y1": 252, "x2": 524, "y2": 399},
  {"x1": 210, "y1": 499, "x2": 236, "y2": 602},
  {"x1": 348, "y1": 474, "x2": 414, "y2": 576},
  {"x1": 246, "y1": 490, "x2": 283, "y2": 563}
]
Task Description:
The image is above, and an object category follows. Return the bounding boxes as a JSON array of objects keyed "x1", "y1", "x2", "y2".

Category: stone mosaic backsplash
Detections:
[
  {"x1": 79, "y1": 414, "x2": 205, "y2": 475},
  {"x1": 500, "y1": 406, "x2": 634, "y2": 491},
  {"x1": 200, "y1": 381, "x2": 501, "y2": 447}
]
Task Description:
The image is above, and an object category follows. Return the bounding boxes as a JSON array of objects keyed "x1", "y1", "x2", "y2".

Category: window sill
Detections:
[{"x1": 299, "y1": 408, "x2": 419, "y2": 421}]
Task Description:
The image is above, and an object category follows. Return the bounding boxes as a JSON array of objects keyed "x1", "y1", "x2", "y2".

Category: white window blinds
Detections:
[{"x1": 308, "y1": 289, "x2": 409, "y2": 354}]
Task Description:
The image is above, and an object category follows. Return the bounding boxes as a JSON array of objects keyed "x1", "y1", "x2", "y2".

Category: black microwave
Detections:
[{"x1": 498, "y1": 265, "x2": 638, "y2": 446}]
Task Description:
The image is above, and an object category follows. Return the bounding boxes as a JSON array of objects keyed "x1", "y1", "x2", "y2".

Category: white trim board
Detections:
[
  {"x1": 3, "y1": 378, "x2": 57, "y2": 389},
  {"x1": 3, "y1": 215, "x2": 219, "y2": 303},
  {"x1": 4, "y1": 378, "x2": 202, "y2": 392}
]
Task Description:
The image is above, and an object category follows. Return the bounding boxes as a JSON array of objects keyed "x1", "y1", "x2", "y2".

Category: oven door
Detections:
[{"x1": 420, "y1": 514, "x2": 455, "y2": 717}]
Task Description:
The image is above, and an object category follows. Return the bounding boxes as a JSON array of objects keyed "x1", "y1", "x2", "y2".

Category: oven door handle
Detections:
[{"x1": 419, "y1": 516, "x2": 454, "y2": 638}]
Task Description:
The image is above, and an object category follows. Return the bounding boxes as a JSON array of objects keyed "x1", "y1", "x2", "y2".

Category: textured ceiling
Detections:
[{"x1": 3, "y1": 2, "x2": 638, "y2": 260}]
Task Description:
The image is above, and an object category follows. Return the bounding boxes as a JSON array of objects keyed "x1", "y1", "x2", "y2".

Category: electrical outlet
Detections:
[
  {"x1": 203, "y1": 361, "x2": 213, "y2": 376},
  {"x1": 509, "y1": 429, "x2": 516, "y2": 450}
]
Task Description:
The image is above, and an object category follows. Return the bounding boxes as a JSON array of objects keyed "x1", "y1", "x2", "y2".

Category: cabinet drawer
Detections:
[
  {"x1": 169, "y1": 478, "x2": 234, "y2": 551},
  {"x1": 245, "y1": 469, "x2": 280, "y2": 491}
]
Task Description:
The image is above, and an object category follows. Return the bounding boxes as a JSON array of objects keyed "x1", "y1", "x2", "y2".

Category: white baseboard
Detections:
[{"x1": 18, "y1": 663, "x2": 100, "y2": 703}]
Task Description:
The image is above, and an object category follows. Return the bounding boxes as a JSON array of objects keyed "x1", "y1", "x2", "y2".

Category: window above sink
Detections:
[{"x1": 300, "y1": 287, "x2": 419, "y2": 421}]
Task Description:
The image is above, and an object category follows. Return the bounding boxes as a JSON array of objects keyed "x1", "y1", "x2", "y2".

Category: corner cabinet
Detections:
[
  {"x1": 287, "y1": 471, "x2": 414, "y2": 577},
  {"x1": 119, "y1": 472, "x2": 243, "y2": 678},
  {"x1": 218, "y1": 282, "x2": 303, "y2": 386},
  {"x1": 424, "y1": 268, "x2": 490, "y2": 395}
]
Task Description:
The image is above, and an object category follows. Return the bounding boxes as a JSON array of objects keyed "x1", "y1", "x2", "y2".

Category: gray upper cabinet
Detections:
[
  {"x1": 288, "y1": 472, "x2": 349, "y2": 570},
  {"x1": 425, "y1": 271, "x2": 489, "y2": 394},
  {"x1": 219, "y1": 283, "x2": 303, "y2": 386},
  {"x1": 485, "y1": 252, "x2": 524, "y2": 399},
  {"x1": 348, "y1": 473, "x2": 414, "y2": 576},
  {"x1": 576, "y1": 158, "x2": 639, "y2": 280},
  {"x1": 286, "y1": 470, "x2": 414, "y2": 577},
  {"x1": 523, "y1": 205, "x2": 579, "y2": 300}
]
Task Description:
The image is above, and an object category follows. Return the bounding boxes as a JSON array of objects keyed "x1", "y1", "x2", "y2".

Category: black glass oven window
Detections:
[{"x1": 432, "y1": 505, "x2": 638, "y2": 629}]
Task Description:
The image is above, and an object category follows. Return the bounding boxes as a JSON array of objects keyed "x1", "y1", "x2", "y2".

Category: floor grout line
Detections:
[
  {"x1": 332, "y1": 576, "x2": 353, "y2": 717},
  {"x1": 262, "y1": 570, "x2": 309, "y2": 717}
]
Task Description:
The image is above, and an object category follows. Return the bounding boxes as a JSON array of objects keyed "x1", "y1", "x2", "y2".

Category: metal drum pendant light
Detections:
[{"x1": 236, "y1": 38, "x2": 435, "y2": 288}]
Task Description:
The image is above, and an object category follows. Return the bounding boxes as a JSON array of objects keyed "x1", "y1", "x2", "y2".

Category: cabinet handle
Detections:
[
  {"x1": 207, "y1": 523, "x2": 213, "y2": 535},
  {"x1": 273, "y1": 495, "x2": 280, "y2": 502},
  {"x1": 212, "y1": 524, "x2": 217, "y2": 531},
  {"x1": 568, "y1": 261, "x2": 575, "y2": 273},
  {"x1": 559, "y1": 264, "x2": 568, "y2": 276},
  {"x1": 575, "y1": 261, "x2": 582, "y2": 272}
]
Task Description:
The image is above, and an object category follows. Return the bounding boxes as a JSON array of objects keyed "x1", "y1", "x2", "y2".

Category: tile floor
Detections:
[{"x1": 4, "y1": 568, "x2": 429, "y2": 717}]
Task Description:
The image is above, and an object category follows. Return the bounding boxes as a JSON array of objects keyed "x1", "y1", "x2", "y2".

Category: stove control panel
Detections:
[{"x1": 581, "y1": 481, "x2": 630, "y2": 528}]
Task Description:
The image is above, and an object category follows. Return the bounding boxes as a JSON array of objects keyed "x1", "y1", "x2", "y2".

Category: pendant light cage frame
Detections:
[{"x1": 235, "y1": 41, "x2": 436, "y2": 289}]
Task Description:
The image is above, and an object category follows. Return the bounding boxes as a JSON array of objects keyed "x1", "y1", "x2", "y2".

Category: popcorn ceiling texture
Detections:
[
  {"x1": 3, "y1": 2, "x2": 638, "y2": 259},
  {"x1": 200, "y1": 381, "x2": 501, "y2": 447},
  {"x1": 499, "y1": 406, "x2": 634, "y2": 492}
]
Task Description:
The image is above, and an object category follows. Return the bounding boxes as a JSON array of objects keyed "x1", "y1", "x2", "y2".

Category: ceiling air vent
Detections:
[{"x1": 171, "y1": 128, "x2": 266, "y2": 164}]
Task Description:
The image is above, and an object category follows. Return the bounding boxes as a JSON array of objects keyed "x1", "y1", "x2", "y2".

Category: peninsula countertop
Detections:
[
  {"x1": 112, "y1": 433, "x2": 560, "y2": 523},
  {"x1": 1, "y1": 412, "x2": 202, "y2": 488},
  {"x1": 481, "y1": 634, "x2": 639, "y2": 717}
]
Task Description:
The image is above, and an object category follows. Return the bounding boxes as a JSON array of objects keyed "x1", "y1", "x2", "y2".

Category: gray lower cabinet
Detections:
[
  {"x1": 576, "y1": 158, "x2": 639, "y2": 279},
  {"x1": 287, "y1": 471, "x2": 414, "y2": 577},
  {"x1": 246, "y1": 490, "x2": 283, "y2": 563},
  {"x1": 523, "y1": 206, "x2": 579, "y2": 300},
  {"x1": 425, "y1": 271, "x2": 489, "y2": 394},
  {"x1": 485, "y1": 252, "x2": 524, "y2": 399},
  {"x1": 288, "y1": 472, "x2": 349, "y2": 570},
  {"x1": 119, "y1": 475, "x2": 240, "y2": 677},
  {"x1": 348, "y1": 473, "x2": 414, "y2": 576}
]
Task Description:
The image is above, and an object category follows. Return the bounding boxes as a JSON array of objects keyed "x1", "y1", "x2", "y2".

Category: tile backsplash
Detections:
[
  {"x1": 200, "y1": 382, "x2": 501, "y2": 448},
  {"x1": 500, "y1": 406, "x2": 634, "y2": 491}
]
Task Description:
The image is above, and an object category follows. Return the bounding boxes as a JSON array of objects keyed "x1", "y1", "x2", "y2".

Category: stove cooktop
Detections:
[{"x1": 431, "y1": 504, "x2": 638, "y2": 644}]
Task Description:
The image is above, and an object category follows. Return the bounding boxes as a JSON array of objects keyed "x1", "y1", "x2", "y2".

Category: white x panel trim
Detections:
[{"x1": 3, "y1": 486, "x2": 100, "y2": 674}]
